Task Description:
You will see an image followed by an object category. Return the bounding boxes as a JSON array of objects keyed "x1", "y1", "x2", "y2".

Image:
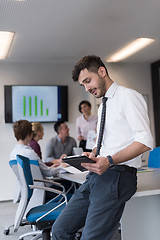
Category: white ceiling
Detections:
[{"x1": 0, "y1": 0, "x2": 160, "y2": 64}]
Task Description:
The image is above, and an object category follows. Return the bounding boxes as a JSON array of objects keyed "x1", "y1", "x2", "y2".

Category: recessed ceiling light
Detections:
[
  {"x1": 0, "y1": 31, "x2": 15, "y2": 60},
  {"x1": 106, "y1": 38, "x2": 155, "y2": 62}
]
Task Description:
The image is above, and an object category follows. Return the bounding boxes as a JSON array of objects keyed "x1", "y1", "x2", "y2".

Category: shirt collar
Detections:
[
  {"x1": 56, "y1": 135, "x2": 68, "y2": 143},
  {"x1": 56, "y1": 135, "x2": 61, "y2": 142},
  {"x1": 105, "y1": 81, "x2": 119, "y2": 99}
]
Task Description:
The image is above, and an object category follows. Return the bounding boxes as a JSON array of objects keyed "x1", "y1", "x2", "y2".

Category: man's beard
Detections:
[{"x1": 95, "y1": 75, "x2": 106, "y2": 98}]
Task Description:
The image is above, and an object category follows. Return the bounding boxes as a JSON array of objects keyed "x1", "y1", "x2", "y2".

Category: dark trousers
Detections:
[{"x1": 52, "y1": 169, "x2": 137, "y2": 240}]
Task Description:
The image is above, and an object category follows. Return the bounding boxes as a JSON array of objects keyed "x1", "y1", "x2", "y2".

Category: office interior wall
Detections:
[{"x1": 0, "y1": 61, "x2": 155, "y2": 201}]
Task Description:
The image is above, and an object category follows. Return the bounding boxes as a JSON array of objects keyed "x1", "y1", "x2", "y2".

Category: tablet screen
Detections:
[{"x1": 62, "y1": 155, "x2": 95, "y2": 172}]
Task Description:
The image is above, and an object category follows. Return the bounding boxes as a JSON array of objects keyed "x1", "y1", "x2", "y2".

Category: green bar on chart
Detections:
[
  {"x1": 29, "y1": 97, "x2": 32, "y2": 116},
  {"x1": 23, "y1": 96, "x2": 26, "y2": 116},
  {"x1": 46, "y1": 108, "x2": 49, "y2": 116},
  {"x1": 40, "y1": 100, "x2": 43, "y2": 116},
  {"x1": 35, "y1": 96, "x2": 37, "y2": 116}
]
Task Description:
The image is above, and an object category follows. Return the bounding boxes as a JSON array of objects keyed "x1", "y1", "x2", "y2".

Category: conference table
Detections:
[{"x1": 59, "y1": 168, "x2": 160, "y2": 240}]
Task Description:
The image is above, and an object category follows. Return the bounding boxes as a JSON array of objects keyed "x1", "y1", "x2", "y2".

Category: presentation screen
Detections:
[{"x1": 4, "y1": 85, "x2": 68, "y2": 123}]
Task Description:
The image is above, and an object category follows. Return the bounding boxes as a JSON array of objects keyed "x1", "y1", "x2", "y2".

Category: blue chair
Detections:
[
  {"x1": 4, "y1": 158, "x2": 66, "y2": 238},
  {"x1": 148, "y1": 147, "x2": 160, "y2": 168},
  {"x1": 3, "y1": 160, "x2": 22, "y2": 235},
  {"x1": 16, "y1": 155, "x2": 67, "y2": 240}
]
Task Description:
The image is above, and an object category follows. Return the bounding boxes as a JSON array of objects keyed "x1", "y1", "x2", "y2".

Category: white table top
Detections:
[
  {"x1": 58, "y1": 171, "x2": 88, "y2": 185},
  {"x1": 59, "y1": 168, "x2": 160, "y2": 197},
  {"x1": 135, "y1": 169, "x2": 160, "y2": 197}
]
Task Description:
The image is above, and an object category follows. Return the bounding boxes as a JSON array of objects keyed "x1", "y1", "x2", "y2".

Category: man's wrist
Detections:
[{"x1": 107, "y1": 155, "x2": 115, "y2": 167}]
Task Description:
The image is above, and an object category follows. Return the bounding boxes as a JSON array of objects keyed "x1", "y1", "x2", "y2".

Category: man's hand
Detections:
[
  {"x1": 82, "y1": 151, "x2": 95, "y2": 158},
  {"x1": 50, "y1": 159, "x2": 61, "y2": 167},
  {"x1": 60, "y1": 154, "x2": 67, "y2": 162},
  {"x1": 81, "y1": 156, "x2": 110, "y2": 175},
  {"x1": 51, "y1": 154, "x2": 67, "y2": 167}
]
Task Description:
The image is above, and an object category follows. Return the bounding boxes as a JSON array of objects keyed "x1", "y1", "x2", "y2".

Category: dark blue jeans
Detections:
[{"x1": 52, "y1": 169, "x2": 137, "y2": 240}]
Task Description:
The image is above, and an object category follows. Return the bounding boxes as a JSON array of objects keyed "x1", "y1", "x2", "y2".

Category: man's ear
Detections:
[{"x1": 98, "y1": 67, "x2": 106, "y2": 78}]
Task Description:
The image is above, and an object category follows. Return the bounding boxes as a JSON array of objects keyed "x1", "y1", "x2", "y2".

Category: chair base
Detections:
[
  {"x1": 19, "y1": 230, "x2": 42, "y2": 240},
  {"x1": 3, "y1": 224, "x2": 14, "y2": 235}
]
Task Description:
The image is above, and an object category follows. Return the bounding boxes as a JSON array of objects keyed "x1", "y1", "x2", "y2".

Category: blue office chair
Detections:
[
  {"x1": 3, "y1": 160, "x2": 22, "y2": 235},
  {"x1": 16, "y1": 154, "x2": 67, "y2": 240},
  {"x1": 4, "y1": 158, "x2": 66, "y2": 238},
  {"x1": 148, "y1": 147, "x2": 160, "y2": 168}
]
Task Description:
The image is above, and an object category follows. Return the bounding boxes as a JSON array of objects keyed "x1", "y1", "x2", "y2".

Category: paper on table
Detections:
[
  {"x1": 59, "y1": 165, "x2": 82, "y2": 174},
  {"x1": 86, "y1": 130, "x2": 97, "y2": 150}
]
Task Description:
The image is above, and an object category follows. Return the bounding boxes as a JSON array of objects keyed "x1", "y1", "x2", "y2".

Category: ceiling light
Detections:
[
  {"x1": 106, "y1": 38, "x2": 155, "y2": 62},
  {"x1": 0, "y1": 31, "x2": 15, "y2": 60}
]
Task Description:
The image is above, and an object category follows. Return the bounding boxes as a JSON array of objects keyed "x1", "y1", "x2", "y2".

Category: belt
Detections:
[{"x1": 109, "y1": 165, "x2": 137, "y2": 176}]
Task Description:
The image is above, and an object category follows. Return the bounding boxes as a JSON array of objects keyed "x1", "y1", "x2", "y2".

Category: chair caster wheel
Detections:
[{"x1": 3, "y1": 229, "x2": 10, "y2": 235}]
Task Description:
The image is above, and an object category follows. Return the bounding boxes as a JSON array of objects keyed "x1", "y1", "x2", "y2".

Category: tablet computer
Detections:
[{"x1": 62, "y1": 155, "x2": 95, "y2": 172}]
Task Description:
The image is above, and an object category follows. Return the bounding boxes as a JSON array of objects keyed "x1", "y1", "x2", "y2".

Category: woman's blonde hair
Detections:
[{"x1": 31, "y1": 122, "x2": 43, "y2": 138}]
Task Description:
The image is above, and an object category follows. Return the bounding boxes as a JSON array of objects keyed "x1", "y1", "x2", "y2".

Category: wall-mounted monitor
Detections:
[{"x1": 4, "y1": 85, "x2": 68, "y2": 123}]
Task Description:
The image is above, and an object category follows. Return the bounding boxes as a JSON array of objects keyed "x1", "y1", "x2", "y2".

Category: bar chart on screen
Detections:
[
  {"x1": 23, "y1": 96, "x2": 49, "y2": 117},
  {"x1": 12, "y1": 86, "x2": 58, "y2": 122}
]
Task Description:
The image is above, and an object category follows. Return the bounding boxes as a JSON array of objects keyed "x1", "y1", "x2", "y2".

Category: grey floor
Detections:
[{"x1": 0, "y1": 201, "x2": 121, "y2": 240}]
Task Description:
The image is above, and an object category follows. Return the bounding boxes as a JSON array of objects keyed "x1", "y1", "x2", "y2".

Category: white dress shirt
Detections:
[
  {"x1": 76, "y1": 114, "x2": 98, "y2": 140},
  {"x1": 95, "y1": 82, "x2": 153, "y2": 168}
]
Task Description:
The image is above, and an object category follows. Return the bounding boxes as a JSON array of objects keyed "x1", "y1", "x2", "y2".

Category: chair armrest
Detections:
[
  {"x1": 29, "y1": 184, "x2": 62, "y2": 195},
  {"x1": 33, "y1": 179, "x2": 65, "y2": 192}
]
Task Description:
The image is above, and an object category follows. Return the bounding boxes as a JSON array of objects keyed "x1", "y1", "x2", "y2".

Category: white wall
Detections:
[
  {"x1": 109, "y1": 62, "x2": 155, "y2": 137},
  {"x1": 0, "y1": 61, "x2": 155, "y2": 201}
]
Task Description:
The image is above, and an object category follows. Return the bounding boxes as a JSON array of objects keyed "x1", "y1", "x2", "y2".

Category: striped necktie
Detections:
[{"x1": 95, "y1": 97, "x2": 108, "y2": 157}]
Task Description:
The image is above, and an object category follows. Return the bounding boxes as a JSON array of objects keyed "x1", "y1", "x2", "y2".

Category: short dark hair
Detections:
[
  {"x1": 13, "y1": 120, "x2": 32, "y2": 141},
  {"x1": 72, "y1": 55, "x2": 108, "y2": 82},
  {"x1": 78, "y1": 100, "x2": 91, "y2": 113},
  {"x1": 54, "y1": 121, "x2": 65, "y2": 134}
]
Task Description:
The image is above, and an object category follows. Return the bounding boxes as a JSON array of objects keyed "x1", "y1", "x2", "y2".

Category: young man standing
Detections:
[{"x1": 52, "y1": 55, "x2": 153, "y2": 240}]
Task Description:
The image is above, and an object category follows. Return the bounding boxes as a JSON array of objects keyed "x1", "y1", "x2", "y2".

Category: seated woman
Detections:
[
  {"x1": 29, "y1": 122, "x2": 44, "y2": 159},
  {"x1": 10, "y1": 120, "x2": 61, "y2": 178}
]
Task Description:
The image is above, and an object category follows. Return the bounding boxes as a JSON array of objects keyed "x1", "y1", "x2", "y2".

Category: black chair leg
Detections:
[{"x1": 42, "y1": 229, "x2": 50, "y2": 240}]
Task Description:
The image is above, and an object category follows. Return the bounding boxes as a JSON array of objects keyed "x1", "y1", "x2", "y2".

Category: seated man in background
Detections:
[{"x1": 44, "y1": 121, "x2": 77, "y2": 166}]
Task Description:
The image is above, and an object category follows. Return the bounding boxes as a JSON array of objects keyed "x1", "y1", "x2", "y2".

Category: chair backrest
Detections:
[
  {"x1": 9, "y1": 160, "x2": 19, "y2": 177},
  {"x1": 24, "y1": 159, "x2": 46, "y2": 217},
  {"x1": 9, "y1": 156, "x2": 46, "y2": 232},
  {"x1": 13, "y1": 155, "x2": 34, "y2": 232},
  {"x1": 148, "y1": 147, "x2": 160, "y2": 168},
  {"x1": 9, "y1": 160, "x2": 21, "y2": 203},
  {"x1": 17, "y1": 155, "x2": 33, "y2": 199}
]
